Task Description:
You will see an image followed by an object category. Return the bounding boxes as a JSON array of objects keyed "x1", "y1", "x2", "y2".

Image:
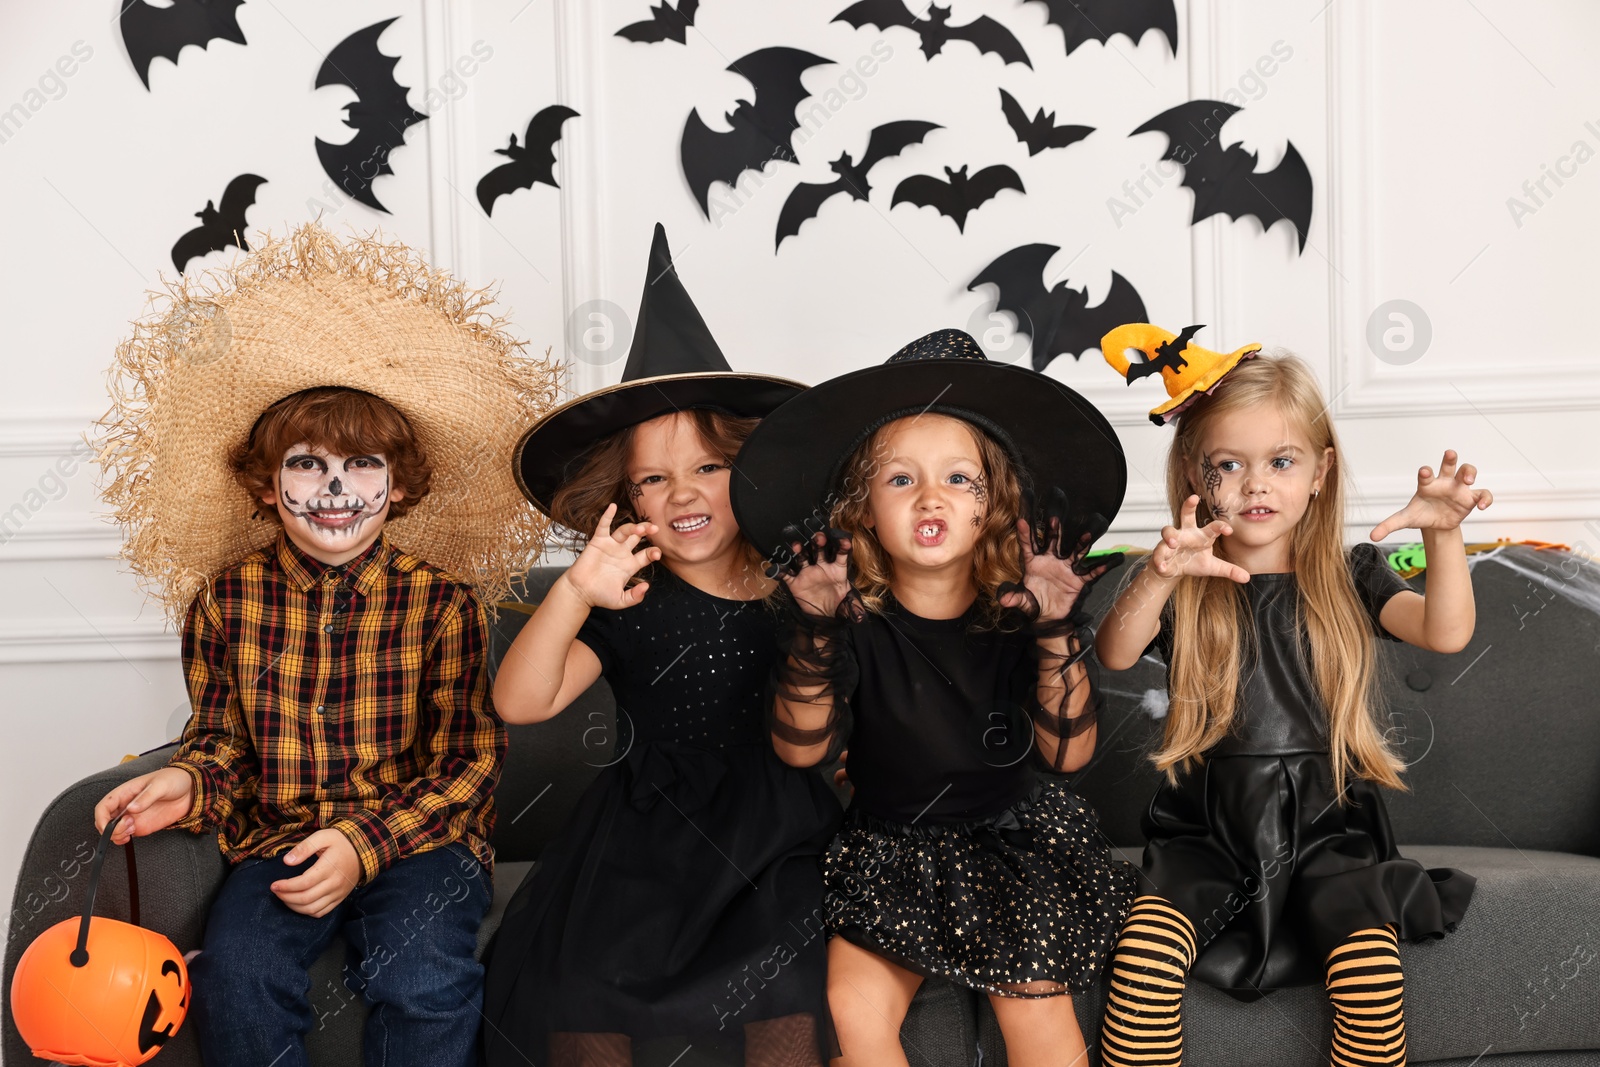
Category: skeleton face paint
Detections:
[{"x1": 274, "y1": 444, "x2": 393, "y2": 552}]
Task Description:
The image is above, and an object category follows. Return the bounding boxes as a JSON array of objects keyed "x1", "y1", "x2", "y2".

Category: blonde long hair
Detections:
[{"x1": 1156, "y1": 356, "x2": 1404, "y2": 796}]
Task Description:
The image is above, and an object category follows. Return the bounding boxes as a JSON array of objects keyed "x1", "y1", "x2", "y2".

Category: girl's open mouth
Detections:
[
  {"x1": 915, "y1": 519, "x2": 947, "y2": 546},
  {"x1": 1239, "y1": 506, "x2": 1276, "y2": 522},
  {"x1": 669, "y1": 514, "x2": 711, "y2": 536}
]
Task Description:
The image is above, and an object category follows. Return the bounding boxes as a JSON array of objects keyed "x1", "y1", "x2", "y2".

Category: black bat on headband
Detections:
[
  {"x1": 969, "y1": 243, "x2": 1148, "y2": 370},
  {"x1": 616, "y1": 0, "x2": 700, "y2": 43},
  {"x1": 892, "y1": 164, "x2": 1023, "y2": 232},
  {"x1": 121, "y1": 0, "x2": 247, "y2": 88},
  {"x1": 999, "y1": 89, "x2": 1093, "y2": 156},
  {"x1": 171, "y1": 173, "x2": 267, "y2": 271},
  {"x1": 476, "y1": 105, "x2": 579, "y2": 215},
  {"x1": 834, "y1": 0, "x2": 1031, "y2": 68},
  {"x1": 1023, "y1": 0, "x2": 1177, "y2": 57},
  {"x1": 1125, "y1": 324, "x2": 1202, "y2": 382},
  {"x1": 1132, "y1": 100, "x2": 1313, "y2": 252},
  {"x1": 314, "y1": 18, "x2": 427, "y2": 214},
  {"x1": 681, "y1": 48, "x2": 834, "y2": 217},
  {"x1": 775, "y1": 120, "x2": 941, "y2": 250}
]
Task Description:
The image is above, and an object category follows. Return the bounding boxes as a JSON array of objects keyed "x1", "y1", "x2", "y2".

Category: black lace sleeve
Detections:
[
  {"x1": 766, "y1": 588, "x2": 860, "y2": 768},
  {"x1": 1022, "y1": 609, "x2": 1104, "y2": 773}
]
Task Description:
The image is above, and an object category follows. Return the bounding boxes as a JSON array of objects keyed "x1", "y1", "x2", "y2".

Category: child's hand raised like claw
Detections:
[
  {"x1": 774, "y1": 528, "x2": 856, "y2": 619},
  {"x1": 565, "y1": 503, "x2": 662, "y2": 610},
  {"x1": 1152, "y1": 495, "x2": 1252, "y2": 584},
  {"x1": 1370, "y1": 449, "x2": 1493, "y2": 541},
  {"x1": 1000, "y1": 488, "x2": 1125, "y2": 621}
]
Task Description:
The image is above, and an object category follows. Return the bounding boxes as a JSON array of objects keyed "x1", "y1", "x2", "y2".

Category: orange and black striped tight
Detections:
[{"x1": 1100, "y1": 896, "x2": 1407, "y2": 1067}]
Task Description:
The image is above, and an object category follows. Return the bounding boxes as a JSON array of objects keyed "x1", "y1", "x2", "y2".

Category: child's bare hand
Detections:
[
  {"x1": 94, "y1": 767, "x2": 195, "y2": 845},
  {"x1": 1370, "y1": 449, "x2": 1493, "y2": 540},
  {"x1": 776, "y1": 529, "x2": 854, "y2": 618},
  {"x1": 564, "y1": 503, "x2": 661, "y2": 610},
  {"x1": 1153, "y1": 496, "x2": 1251, "y2": 583},
  {"x1": 271, "y1": 829, "x2": 362, "y2": 917}
]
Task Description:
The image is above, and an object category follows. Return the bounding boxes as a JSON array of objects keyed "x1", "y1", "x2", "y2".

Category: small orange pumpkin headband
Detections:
[{"x1": 1101, "y1": 323, "x2": 1262, "y2": 425}]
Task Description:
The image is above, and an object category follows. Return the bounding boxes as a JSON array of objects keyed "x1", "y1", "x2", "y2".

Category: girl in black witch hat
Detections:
[
  {"x1": 481, "y1": 225, "x2": 844, "y2": 1066},
  {"x1": 729, "y1": 329, "x2": 1137, "y2": 1067}
]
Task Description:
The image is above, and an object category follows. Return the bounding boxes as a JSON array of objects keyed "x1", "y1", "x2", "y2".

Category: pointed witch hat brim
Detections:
[
  {"x1": 1101, "y1": 322, "x2": 1262, "y2": 425},
  {"x1": 514, "y1": 223, "x2": 803, "y2": 516}
]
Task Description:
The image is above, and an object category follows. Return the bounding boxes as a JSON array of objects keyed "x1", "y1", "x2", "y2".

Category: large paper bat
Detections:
[
  {"x1": 476, "y1": 106, "x2": 579, "y2": 215},
  {"x1": 969, "y1": 243, "x2": 1148, "y2": 369},
  {"x1": 121, "y1": 0, "x2": 247, "y2": 89},
  {"x1": 616, "y1": 0, "x2": 699, "y2": 44},
  {"x1": 1024, "y1": 0, "x2": 1177, "y2": 57},
  {"x1": 891, "y1": 164, "x2": 1023, "y2": 232},
  {"x1": 1131, "y1": 100, "x2": 1313, "y2": 253},
  {"x1": 314, "y1": 18, "x2": 427, "y2": 215},
  {"x1": 999, "y1": 89, "x2": 1092, "y2": 156},
  {"x1": 680, "y1": 48, "x2": 833, "y2": 217},
  {"x1": 775, "y1": 120, "x2": 940, "y2": 250},
  {"x1": 833, "y1": 1, "x2": 1031, "y2": 67},
  {"x1": 1125, "y1": 324, "x2": 1201, "y2": 382},
  {"x1": 171, "y1": 174, "x2": 266, "y2": 271}
]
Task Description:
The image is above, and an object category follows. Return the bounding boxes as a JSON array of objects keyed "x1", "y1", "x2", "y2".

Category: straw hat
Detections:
[
  {"x1": 1100, "y1": 322, "x2": 1262, "y2": 425},
  {"x1": 97, "y1": 222, "x2": 562, "y2": 620}
]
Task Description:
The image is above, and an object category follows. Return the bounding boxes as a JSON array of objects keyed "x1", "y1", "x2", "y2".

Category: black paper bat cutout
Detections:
[
  {"x1": 616, "y1": 0, "x2": 699, "y2": 43},
  {"x1": 476, "y1": 106, "x2": 579, "y2": 215},
  {"x1": 1132, "y1": 100, "x2": 1313, "y2": 253},
  {"x1": 171, "y1": 173, "x2": 266, "y2": 272},
  {"x1": 968, "y1": 243, "x2": 1148, "y2": 369},
  {"x1": 1125, "y1": 324, "x2": 1201, "y2": 382},
  {"x1": 681, "y1": 48, "x2": 833, "y2": 217},
  {"x1": 999, "y1": 89, "x2": 1092, "y2": 156},
  {"x1": 775, "y1": 120, "x2": 941, "y2": 250},
  {"x1": 314, "y1": 18, "x2": 427, "y2": 215},
  {"x1": 1024, "y1": 0, "x2": 1177, "y2": 57},
  {"x1": 121, "y1": 0, "x2": 247, "y2": 89},
  {"x1": 891, "y1": 164, "x2": 1023, "y2": 232},
  {"x1": 834, "y1": 1, "x2": 1031, "y2": 68}
]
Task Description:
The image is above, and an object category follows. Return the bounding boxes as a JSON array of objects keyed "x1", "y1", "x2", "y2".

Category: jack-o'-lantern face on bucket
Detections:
[{"x1": 10, "y1": 916, "x2": 192, "y2": 1066}]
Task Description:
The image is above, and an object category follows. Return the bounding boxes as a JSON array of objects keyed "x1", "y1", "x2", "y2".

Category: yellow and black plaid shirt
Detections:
[{"x1": 169, "y1": 532, "x2": 505, "y2": 884}]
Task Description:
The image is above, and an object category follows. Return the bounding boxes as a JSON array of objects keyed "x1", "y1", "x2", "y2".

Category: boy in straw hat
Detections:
[{"x1": 90, "y1": 222, "x2": 559, "y2": 1066}]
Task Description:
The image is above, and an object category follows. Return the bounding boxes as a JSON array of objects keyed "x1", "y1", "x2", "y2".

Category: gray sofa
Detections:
[{"x1": 7, "y1": 548, "x2": 1600, "y2": 1066}]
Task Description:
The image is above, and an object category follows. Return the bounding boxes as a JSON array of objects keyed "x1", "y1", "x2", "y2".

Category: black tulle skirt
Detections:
[
  {"x1": 823, "y1": 778, "x2": 1136, "y2": 997},
  {"x1": 480, "y1": 740, "x2": 843, "y2": 1066},
  {"x1": 1139, "y1": 751, "x2": 1476, "y2": 999}
]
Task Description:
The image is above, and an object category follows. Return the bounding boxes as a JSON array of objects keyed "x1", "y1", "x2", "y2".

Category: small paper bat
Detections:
[
  {"x1": 171, "y1": 174, "x2": 266, "y2": 272},
  {"x1": 968, "y1": 243, "x2": 1148, "y2": 369},
  {"x1": 680, "y1": 48, "x2": 834, "y2": 217},
  {"x1": 1024, "y1": 0, "x2": 1177, "y2": 57},
  {"x1": 1132, "y1": 100, "x2": 1313, "y2": 253},
  {"x1": 476, "y1": 106, "x2": 579, "y2": 215},
  {"x1": 1125, "y1": 324, "x2": 1201, "y2": 382},
  {"x1": 834, "y1": 0, "x2": 1031, "y2": 68},
  {"x1": 775, "y1": 120, "x2": 941, "y2": 250},
  {"x1": 121, "y1": 0, "x2": 247, "y2": 89},
  {"x1": 999, "y1": 89, "x2": 1092, "y2": 156},
  {"x1": 314, "y1": 18, "x2": 427, "y2": 215},
  {"x1": 891, "y1": 164, "x2": 1023, "y2": 232},
  {"x1": 616, "y1": 0, "x2": 699, "y2": 44}
]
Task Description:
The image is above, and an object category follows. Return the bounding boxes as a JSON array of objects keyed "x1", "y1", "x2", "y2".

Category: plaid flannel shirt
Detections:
[{"x1": 168, "y1": 532, "x2": 505, "y2": 884}]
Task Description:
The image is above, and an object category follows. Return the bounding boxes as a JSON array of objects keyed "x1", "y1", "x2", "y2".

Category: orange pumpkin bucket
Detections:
[{"x1": 10, "y1": 819, "x2": 190, "y2": 1065}]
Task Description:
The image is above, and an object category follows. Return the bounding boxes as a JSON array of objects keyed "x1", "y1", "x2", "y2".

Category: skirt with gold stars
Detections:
[{"x1": 821, "y1": 778, "x2": 1136, "y2": 996}]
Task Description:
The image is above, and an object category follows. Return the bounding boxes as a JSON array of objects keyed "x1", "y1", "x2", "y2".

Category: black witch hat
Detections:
[
  {"x1": 514, "y1": 223, "x2": 804, "y2": 516},
  {"x1": 730, "y1": 329, "x2": 1126, "y2": 562}
]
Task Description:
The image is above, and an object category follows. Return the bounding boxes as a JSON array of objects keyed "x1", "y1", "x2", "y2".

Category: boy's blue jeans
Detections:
[{"x1": 188, "y1": 841, "x2": 491, "y2": 1067}]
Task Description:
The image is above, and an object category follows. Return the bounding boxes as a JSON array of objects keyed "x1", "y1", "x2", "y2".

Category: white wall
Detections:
[{"x1": 3, "y1": 0, "x2": 1597, "y2": 934}]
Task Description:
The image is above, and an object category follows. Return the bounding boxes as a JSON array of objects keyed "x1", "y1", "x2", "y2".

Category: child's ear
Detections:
[
  {"x1": 1313, "y1": 445, "x2": 1335, "y2": 491},
  {"x1": 388, "y1": 487, "x2": 406, "y2": 504}
]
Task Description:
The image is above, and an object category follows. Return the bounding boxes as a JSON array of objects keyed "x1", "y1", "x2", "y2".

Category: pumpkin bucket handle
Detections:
[{"x1": 70, "y1": 819, "x2": 140, "y2": 967}]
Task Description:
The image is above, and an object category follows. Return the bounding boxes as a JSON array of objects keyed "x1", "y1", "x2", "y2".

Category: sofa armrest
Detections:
[{"x1": 4, "y1": 744, "x2": 228, "y2": 1067}]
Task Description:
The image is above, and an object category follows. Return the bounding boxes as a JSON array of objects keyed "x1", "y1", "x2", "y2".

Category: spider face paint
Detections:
[
  {"x1": 1200, "y1": 452, "x2": 1226, "y2": 519},
  {"x1": 274, "y1": 445, "x2": 393, "y2": 552},
  {"x1": 967, "y1": 473, "x2": 989, "y2": 527}
]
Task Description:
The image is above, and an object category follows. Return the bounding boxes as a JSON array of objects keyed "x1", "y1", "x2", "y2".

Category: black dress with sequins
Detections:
[
  {"x1": 481, "y1": 568, "x2": 844, "y2": 1065},
  {"x1": 1137, "y1": 544, "x2": 1475, "y2": 998},
  {"x1": 815, "y1": 594, "x2": 1135, "y2": 998}
]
